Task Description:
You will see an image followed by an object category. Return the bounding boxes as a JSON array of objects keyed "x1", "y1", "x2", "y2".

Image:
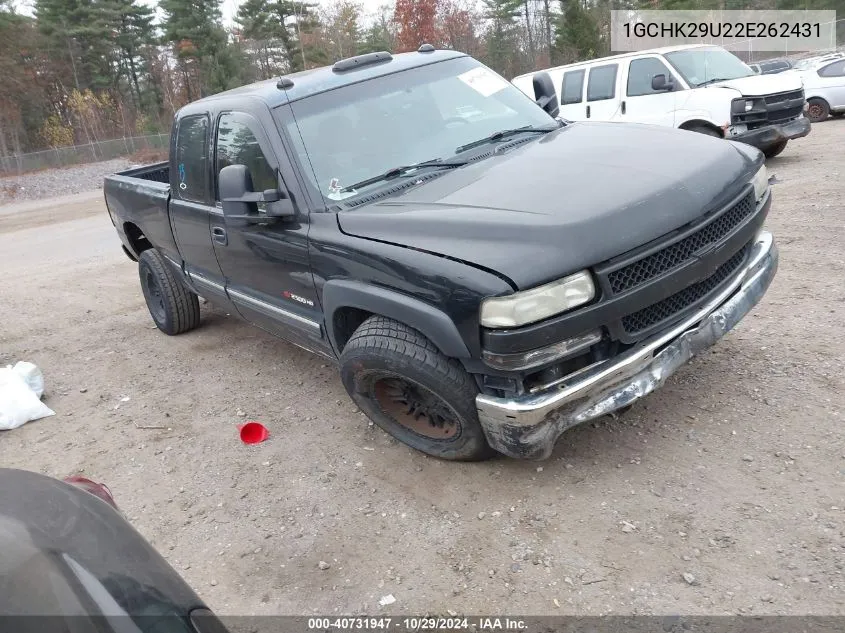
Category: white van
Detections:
[{"x1": 512, "y1": 44, "x2": 810, "y2": 158}]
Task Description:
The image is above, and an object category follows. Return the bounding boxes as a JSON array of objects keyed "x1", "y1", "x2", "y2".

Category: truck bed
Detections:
[
  {"x1": 104, "y1": 161, "x2": 180, "y2": 261},
  {"x1": 118, "y1": 161, "x2": 169, "y2": 184}
]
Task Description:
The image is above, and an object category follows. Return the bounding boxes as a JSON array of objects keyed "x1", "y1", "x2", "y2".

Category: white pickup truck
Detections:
[{"x1": 512, "y1": 44, "x2": 811, "y2": 158}]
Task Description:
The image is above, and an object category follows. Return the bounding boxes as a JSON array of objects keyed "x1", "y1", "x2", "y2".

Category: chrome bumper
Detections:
[{"x1": 476, "y1": 231, "x2": 779, "y2": 460}]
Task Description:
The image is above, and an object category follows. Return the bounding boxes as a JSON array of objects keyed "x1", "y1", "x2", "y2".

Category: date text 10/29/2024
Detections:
[{"x1": 306, "y1": 617, "x2": 528, "y2": 632}]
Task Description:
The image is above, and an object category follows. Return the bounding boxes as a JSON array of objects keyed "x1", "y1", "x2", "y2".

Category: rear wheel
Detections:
[
  {"x1": 806, "y1": 98, "x2": 830, "y2": 123},
  {"x1": 138, "y1": 249, "x2": 201, "y2": 335},
  {"x1": 763, "y1": 140, "x2": 788, "y2": 158},
  {"x1": 340, "y1": 316, "x2": 494, "y2": 461}
]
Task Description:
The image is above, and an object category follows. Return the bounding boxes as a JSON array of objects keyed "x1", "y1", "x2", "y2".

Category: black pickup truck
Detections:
[{"x1": 104, "y1": 47, "x2": 778, "y2": 461}]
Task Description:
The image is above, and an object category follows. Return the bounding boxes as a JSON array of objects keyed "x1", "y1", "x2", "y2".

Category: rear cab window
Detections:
[
  {"x1": 174, "y1": 115, "x2": 210, "y2": 203},
  {"x1": 587, "y1": 64, "x2": 618, "y2": 102},
  {"x1": 561, "y1": 70, "x2": 585, "y2": 105}
]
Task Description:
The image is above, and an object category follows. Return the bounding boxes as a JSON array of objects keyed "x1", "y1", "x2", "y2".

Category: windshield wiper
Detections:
[
  {"x1": 455, "y1": 124, "x2": 558, "y2": 154},
  {"x1": 697, "y1": 77, "x2": 734, "y2": 87},
  {"x1": 340, "y1": 158, "x2": 468, "y2": 193}
]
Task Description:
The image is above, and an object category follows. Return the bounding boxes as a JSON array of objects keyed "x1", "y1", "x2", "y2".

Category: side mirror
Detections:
[
  {"x1": 532, "y1": 71, "x2": 560, "y2": 118},
  {"x1": 651, "y1": 74, "x2": 675, "y2": 92},
  {"x1": 218, "y1": 164, "x2": 295, "y2": 222}
]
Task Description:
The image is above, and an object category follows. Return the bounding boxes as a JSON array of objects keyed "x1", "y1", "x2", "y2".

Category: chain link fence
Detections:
[{"x1": 0, "y1": 133, "x2": 170, "y2": 177}]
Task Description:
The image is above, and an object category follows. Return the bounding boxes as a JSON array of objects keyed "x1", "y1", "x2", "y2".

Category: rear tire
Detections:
[
  {"x1": 806, "y1": 98, "x2": 830, "y2": 123},
  {"x1": 763, "y1": 140, "x2": 788, "y2": 158},
  {"x1": 138, "y1": 249, "x2": 201, "y2": 335},
  {"x1": 340, "y1": 316, "x2": 494, "y2": 461}
]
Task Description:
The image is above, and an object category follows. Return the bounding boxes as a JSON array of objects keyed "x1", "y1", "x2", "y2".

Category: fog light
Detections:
[{"x1": 482, "y1": 330, "x2": 602, "y2": 371}]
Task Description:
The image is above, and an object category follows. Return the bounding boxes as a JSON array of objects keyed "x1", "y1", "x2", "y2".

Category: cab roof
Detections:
[{"x1": 188, "y1": 48, "x2": 467, "y2": 110}]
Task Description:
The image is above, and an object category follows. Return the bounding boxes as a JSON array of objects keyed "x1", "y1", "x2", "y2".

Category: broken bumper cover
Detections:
[
  {"x1": 476, "y1": 230, "x2": 779, "y2": 460},
  {"x1": 732, "y1": 116, "x2": 811, "y2": 149}
]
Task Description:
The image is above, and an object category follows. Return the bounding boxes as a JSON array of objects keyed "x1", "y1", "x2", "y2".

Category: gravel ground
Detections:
[
  {"x1": 0, "y1": 121, "x2": 843, "y2": 617},
  {"x1": 0, "y1": 158, "x2": 133, "y2": 204}
]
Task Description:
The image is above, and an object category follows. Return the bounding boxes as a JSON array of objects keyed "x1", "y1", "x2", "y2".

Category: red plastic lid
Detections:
[{"x1": 238, "y1": 421, "x2": 269, "y2": 444}]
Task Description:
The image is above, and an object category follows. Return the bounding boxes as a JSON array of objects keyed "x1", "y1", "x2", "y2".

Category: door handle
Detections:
[
  {"x1": 211, "y1": 226, "x2": 227, "y2": 246},
  {"x1": 586, "y1": 105, "x2": 591, "y2": 118},
  {"x1": 621, "y1": 100, "x2": 626, "y2": 115}
]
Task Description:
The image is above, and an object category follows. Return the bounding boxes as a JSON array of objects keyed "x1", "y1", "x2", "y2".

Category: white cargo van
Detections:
[{"x1": 512, "y1": 44, "x2": 810, "y2": 158}]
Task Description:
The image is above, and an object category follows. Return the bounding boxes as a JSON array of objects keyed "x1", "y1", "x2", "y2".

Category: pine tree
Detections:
[
  {"x1": 161, "y1": 0, "x2": 236, "y2": 98},
  {"x1": 236, "y1": 0, "x2": 319, "y2": 74},
  {"x1": 482, "y1": 0, "x2": 522, "y2": 75},
  {"x1": 113, "y1": 0, "x2": 157, "y2": 110},
  {"x1": 553, "y1": 0, "x2": 601, "y2": 63},
  {"x1": 34, "y1": 0, "x2": 120, "y2": 91}
]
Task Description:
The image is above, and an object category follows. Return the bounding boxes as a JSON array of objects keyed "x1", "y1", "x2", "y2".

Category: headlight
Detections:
[
  {"x1": 751, "y1": 165, "x2": 768, "y2": 202},
  {"x1": 731, "y1": 98, "x2": 756, "y2": 114},
  {"x1": 480, "y1": 270, "x2": 595, "y2": 328}
]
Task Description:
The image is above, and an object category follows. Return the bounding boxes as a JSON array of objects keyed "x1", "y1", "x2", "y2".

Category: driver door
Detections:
[{"x1": 210, "y1": 110, "x2": 330, "y2": 357}]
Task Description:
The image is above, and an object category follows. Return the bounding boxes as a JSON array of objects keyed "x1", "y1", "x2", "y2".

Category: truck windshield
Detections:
[
  {"x1": 664, "y1": 47, "x2": 754, "y2": 87},
  {"x1": 285, "y1": 56, "x2": 555, "y2": 202}
]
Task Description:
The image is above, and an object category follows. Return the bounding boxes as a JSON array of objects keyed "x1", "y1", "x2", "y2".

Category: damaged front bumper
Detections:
[{"x1": 476, "y1": 230, "x2": 779, "y2": 460}]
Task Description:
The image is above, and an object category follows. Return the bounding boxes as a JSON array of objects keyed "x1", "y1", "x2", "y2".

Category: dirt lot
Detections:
[{"x1": 1, "y1": 122, "x2": 844, "y2": 617}]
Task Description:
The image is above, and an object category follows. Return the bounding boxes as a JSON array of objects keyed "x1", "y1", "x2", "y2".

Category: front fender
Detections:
[{"x1": 322, "y1": 279, "x2": 471, "y2": 358}]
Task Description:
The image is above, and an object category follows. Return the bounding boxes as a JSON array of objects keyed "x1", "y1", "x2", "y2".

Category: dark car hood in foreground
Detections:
[{"x1": 337, "y1": 122, "x2": 761, "y2": 290}]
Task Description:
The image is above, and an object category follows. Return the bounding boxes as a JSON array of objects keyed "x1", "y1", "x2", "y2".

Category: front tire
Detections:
[
  {"x1": 763, "y1": 140, "x2": 788, "y2": 158},
  {"x1": 686, "y1": 125, "x2": 722, "y2": 138},
  {"x1": 340, "y1": 316, "x2": 494, "y2": 461},
  {"x1": 138, "y1": 249, "x2": 201, "y2": 335},
  {"x1": 807, "y1": 98, "x2": 830, "y2": 123}
]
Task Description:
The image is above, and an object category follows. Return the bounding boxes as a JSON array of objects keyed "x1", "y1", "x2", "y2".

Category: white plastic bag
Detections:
[
  {"x1": 10, "y1": 361, "x2": 44, "y2": 398},
  {"x1": 0, "y1": 363, "x2": 55, "y2": 431}
]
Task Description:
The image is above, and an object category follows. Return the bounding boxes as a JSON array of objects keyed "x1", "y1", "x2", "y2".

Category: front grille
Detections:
[
  {"x1": 606, "y1": 192, "x2": 755, "y2": 294},
  {"x1": 732, "y1": 89, "x2": 805, "y2": 129},
  {"x1": 765, "y1": 89, "x2": 803, "y2": 105},
  {"x1": 621, "y1": 244, "x2": 750, "y2": 335}
]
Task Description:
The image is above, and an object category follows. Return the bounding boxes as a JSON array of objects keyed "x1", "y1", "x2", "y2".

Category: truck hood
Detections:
[
  {"x1": 337, "y1": 122, "x2": 761, "y2": 290},
  {"x1": 706, "y1": 72, "x2": 803, "y2": 96}
]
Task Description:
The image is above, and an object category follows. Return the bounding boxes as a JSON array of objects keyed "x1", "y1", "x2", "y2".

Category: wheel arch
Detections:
[
  {"x1": 123, "y1": 222, "x2": 152, "y2": 258},
  {"x1": 678, "y1": 119, "x2": 724, "y2": 136},
  {"x1": 322, "y1": 280, "x2": 471, "y2": 358}
]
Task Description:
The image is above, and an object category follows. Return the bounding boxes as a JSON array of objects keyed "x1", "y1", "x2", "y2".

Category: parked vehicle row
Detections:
[
  {"x1": 512, "y1": 44, "x2": 811, "y2": 158},
  {"x1": 105, "y1": 46, "x2": 778, "y2": 461},
  {"x1": 793, "y1": 54, "x2": 845, "y2": 122}
]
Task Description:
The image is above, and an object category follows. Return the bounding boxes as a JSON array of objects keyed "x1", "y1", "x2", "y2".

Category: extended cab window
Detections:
[
  {"x1": 561, "y1": 70, "x2": 585, "y2": 105},
  {"x1": 215, "y1": 113, "x2": 278, "y2": 200},
  {"x1": 627, "y1": 58, "x2": 674, "y2": 96},
  {"x1": 587, "y1": 64, "x2": 617, "y2": 102},
  {"x1": 175, "y1": 115, "x2": 209, "y2": 203},
  {"x1": 818, "y1": 60, "x2": 845, "y2": 77}
]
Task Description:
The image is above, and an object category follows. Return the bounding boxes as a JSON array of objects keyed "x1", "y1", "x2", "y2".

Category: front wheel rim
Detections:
[
  {"x1": 371, "y1": 376, "x2": 461, "y2": 440},
  {"x1": 808, "y1": 104, "x2": 824, "y2": 119}
]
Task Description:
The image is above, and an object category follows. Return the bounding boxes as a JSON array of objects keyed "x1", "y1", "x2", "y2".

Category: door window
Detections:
[
  {"x1": 215, "y1": 113, "x2": 278, "y2": 200},
  {"x1": 627, "y1": 58, "x2": 675, "y2": 96},
  {"x1": 818, "y1": 60, "x2": 845, "y2": 77},
  {"x1": 587, "y1": 64, "x2": 618, "y2": 102},
  {"x1": 561, "y1": 70, "x2": 585, "y2": 105},
  {"x1": 174, "y1": 115, "x2": 209, "y2": 203}
]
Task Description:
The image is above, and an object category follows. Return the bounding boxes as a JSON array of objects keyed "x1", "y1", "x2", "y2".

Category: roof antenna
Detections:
[
  {"x1": 418, "y1": 43, "x2": 435, "y2": 53},
  {"x1": 277, "y1": 77, "x2": 294, "y2": 90}
]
